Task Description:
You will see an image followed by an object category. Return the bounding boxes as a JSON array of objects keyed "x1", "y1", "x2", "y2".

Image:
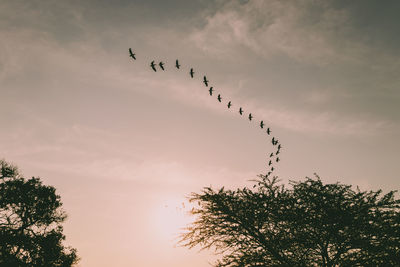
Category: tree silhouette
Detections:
[
  {"x1": 0, "y1": 160, "x2": 79, "y2": 266},
  {"x1": 181, "y1": 175, "x2": 400, "y2": 266}
]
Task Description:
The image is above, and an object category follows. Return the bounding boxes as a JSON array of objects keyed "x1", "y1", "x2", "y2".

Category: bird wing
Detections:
[{"x1": 151, "y1": 62, "x2": 157, "y2": 71}]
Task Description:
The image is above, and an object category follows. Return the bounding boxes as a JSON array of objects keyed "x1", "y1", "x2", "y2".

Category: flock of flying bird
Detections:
[{"x1": 129, "y1": 48, "x2": 282, "y2": 178}]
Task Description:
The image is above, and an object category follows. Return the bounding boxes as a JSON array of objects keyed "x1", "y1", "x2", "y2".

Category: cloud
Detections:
[
  {"x1": 239, "y1": 97, "x2": 393, "y2": 137},
  {"x1": 1, "y1": 0, "x2": 398, "y2": 141},
  {"x1": 184, "y1": 0, "x2": 400, "y2": 137},
  {"x1": 190, "y1": 0, "x2": 376, "y2": 66},
  {"x1": 5, "y1": 121, "x2": 254, "y2": 187}
]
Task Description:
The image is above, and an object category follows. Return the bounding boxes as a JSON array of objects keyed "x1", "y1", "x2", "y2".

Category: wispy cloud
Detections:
[
  {"x1": 189, "y1": 0, "x2": 391, "y2": 67},
  {"x1": 235, "y1": 97, "x2": 393, "y2": 137},
  {"x1": 183, "y1": 0, "x2": 400, "y2": 137}
]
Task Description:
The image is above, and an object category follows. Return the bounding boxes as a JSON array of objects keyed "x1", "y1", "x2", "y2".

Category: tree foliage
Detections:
[
  {"x1": 181, "y1": 175, "x2": 400, "y2": 266},
  {"x1": 0, "y1": 160, "x2": 78, "y2": 266}
]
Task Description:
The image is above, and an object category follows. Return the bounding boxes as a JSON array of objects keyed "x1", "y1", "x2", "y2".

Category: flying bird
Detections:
[
  {"x1": 209, "y1": 87, "x2": 214, "y2": 96},
  {"x1": 203, "y1": 76, "x2": 209, "y2": 87},
  {"x1": 248, "y1": 113, "x2": 253, "y2": 121},
  {"x1": 150, "y1": 61, "x2": 157, "y2": 72},
  {"x1": 129, "y1": 48, "x2": 136, "y2": 60},
  {"x1": 239, "y1": 107, "x2": 243, "y2": 115},
  {"x1": 266, "y1": 127, "x2": 271, "y2": 135},
  {"x1": 260, "y1": 121, "x2": 264, "y2": 129},
  {"x1": 159, "y1": 61, "x2": 165, "y2": 70},
  {"x1": 190, "y1": 68, "x2": 194, "y2": 78},
  {"x1": 227, "y1": 101, "x2": 232, "y2": 108},
  {"x1": 217, "y1": 94, "x2": 222, "y2": 102}
]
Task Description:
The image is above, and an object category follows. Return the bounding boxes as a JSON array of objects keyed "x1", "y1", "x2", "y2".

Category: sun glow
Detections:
[{"x1": 152, "y1": 197, "x2": 194, "y2": 243}]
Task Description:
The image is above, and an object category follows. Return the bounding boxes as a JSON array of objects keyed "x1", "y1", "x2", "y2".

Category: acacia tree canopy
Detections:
[
  {"x1": 0, "y1": 160, "x2": 79, "y2": 267},
  {"x1": 181, "y1": 175, "x2": 400, "y2": 267}
]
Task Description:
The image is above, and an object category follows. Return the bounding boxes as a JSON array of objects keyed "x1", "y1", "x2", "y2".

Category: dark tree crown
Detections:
[
  {"x1": 0, "y1": 160, "x2": 79, "y2": 267},
  {"x1": 180, "y1": 175, "x2": 400, "y2": 267}
]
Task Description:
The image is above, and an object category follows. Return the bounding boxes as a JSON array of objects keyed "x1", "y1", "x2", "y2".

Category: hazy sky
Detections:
[{"x1": 1, "y1": 0, "x2": 399, "y2": 266}]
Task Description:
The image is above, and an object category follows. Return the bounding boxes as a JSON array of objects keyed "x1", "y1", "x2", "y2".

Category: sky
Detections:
[{"x1": 1, "y1": 0, "x2": 399, "y2": 266}]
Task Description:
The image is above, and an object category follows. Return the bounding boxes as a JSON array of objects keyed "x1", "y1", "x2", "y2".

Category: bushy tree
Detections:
[
  {"x1": 0, "y1": 160, "x2": 78, "y2": 266},
  {"x1": 181, "y1": 175, "x2": 400, "y2": 266}
]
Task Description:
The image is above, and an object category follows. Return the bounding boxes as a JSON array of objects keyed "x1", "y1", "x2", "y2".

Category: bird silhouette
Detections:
[
  {"x1": 145, "y1": 53, "x2": 283, "y2": 176},
  {"x1": 159, "y1": 61, "x2": 165, "y2": 70},
  {"x1": 203, "y1": 76, "x2": 209, "y2": 87},
  {"x1": 150, "y1": 61, "x2": 157, "y2": 72},
  {"x1": 129, "y1": 48, "x2": 136, "y2": 60}
]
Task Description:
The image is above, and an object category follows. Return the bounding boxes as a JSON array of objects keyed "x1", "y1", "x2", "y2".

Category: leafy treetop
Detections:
[{"x1": 180, "y1": 175, "x2": 400, "y2": 267}]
